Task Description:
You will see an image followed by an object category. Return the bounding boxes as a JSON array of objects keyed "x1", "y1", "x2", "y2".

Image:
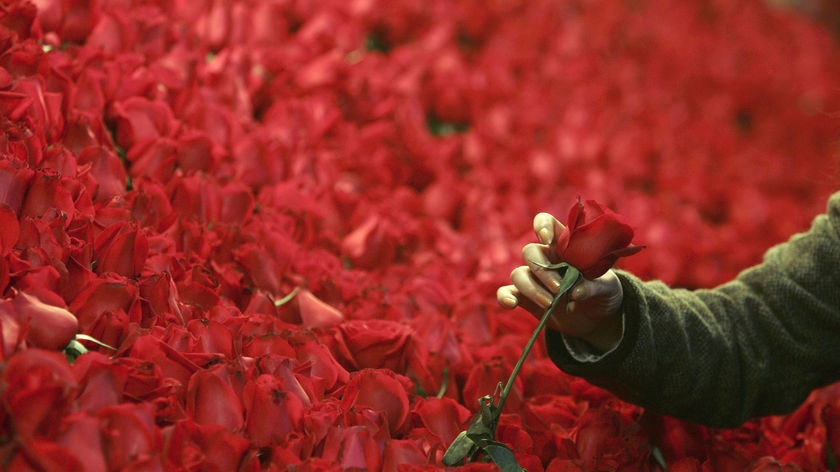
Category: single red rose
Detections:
[
  {"x1": 13, "y1": 76, "x2": 64, "y2": 144},
  {"x1": 128, "y1": 179, "x2": 174, "y2": 231},
  {"x1": 174, "y1": 130, "x2": 219, "y2": 173},
  {"x1": 218, "y1": 182, "x2": 256, "y2": 226},
  {"x1": 2, "y1": 348, "x2": 77, "y2": 438},
  {"x1": 522, "y1": 357, "x2": 571, "y2": 397},
  {"x1": 666, "y1": 458, "x2": 703, "y2": 472},
  {"x1": 72, "y1": 352, "x2": 129, "y2": 413},
  {"x1": 254, "y1": 355, "x2": 314, "y2": 408},
  {"x1": 0, "y1": 90, "x2": 33, "y2": 122},
  {"x1": 302, "y1": 400, "x2": 343, "y2": 455},
  {"x1": 340, "y1": 214, "x2": 399, "y2": 270},
  {"x1": 185, "y1": 364, "x2": 244, "y2": 431},
  {"x1": 0, "y1": 159, "x2": 33, "y2": 214},
  {"x1": 62, "y1": 110, "x2": 109, "y2": 154},
  {"x1": 186, "y1": 319, "x2": 233, "y2": 357},
  {"x1": 84, "y1": 309, "x2": 131, "y2": 353},
  {"x1": 230, "y1": 132, "x2": 288, "y2": 188},
  {"x1": 0, "y1": 204, "x2": 20, "y2": 256},
  {"x1": 76, "y1": 145, "x2": 127, "y2": 202},
  {"x1": 55, "y1": 412, "x2": 109, "y2": 472},
  {"x1": 641, "y1": 412, "x2": 708, "y2": 464},
  {"x1": 68, "y1": 272, "x2": 138, "y2": 331},
  {"x1": 412, "y1": 396, "x2": 472, "y2": 446},
  {"x1": 20, "y1": 169, "x2": 76, "y2": 221},
  {"x1": 495, "y1": 414, "x2": 535, "y2": 454},
  {"x1": 98, "y1": 403, "x2": 163, "y2": 470},
  {"x1": 746, "y1": 456, "x2": 802, "y2": 472},
  {"x1": 521, "y1": 394, "x2": 585, "y2": 432},
  {"x1": 129, "y1": 335, "x2": 200, "y2": 391},
  {"x1": 461, "y1": 356, "x2": 523, "y2": 413},
  {"x1": 242, "y1": 373, "x2": 305, "y2": 447},
  {"x1": 233, "y1": 240, "x2": 290, "y2": 296},
  {"x1": 409, "y1": 312, "x2": 470, "y2": 373},
  {"x1": 5, "y1": 438, "x2": 83, "y2": 472},
  {"x1": 320, "y1": 424, "x2": 384, "y2": 472},
  {"x1": 341, "y1": 369, "x2": 410, "y2": 435},
  {"x1": 111, "y1": 96, "x2": 176, "y2": 150},
  {"x1": 93, "y1": 221, "x2": 149, "y2": 278},
  {"x1": 571, "y1": 408, "x2": 646, "y2": 470},
  {"x1": 555, "y1": 198, "x2": 644, "y2": 279},
  {"x1": 14, "y1": 288, "x2": 78, "y2": 351},
  {"x1": 16, "y1": 215, "x2": 71, "y2": 267},
  {"x1": 333, "y1": 319, "x2": 413, "y2": 372},
  {"x1": 382, "y1": 439, "x2": 429, "y2": 470},
  {"x1": 162, "y1": 420, "x2": 250, "y2": 471}
]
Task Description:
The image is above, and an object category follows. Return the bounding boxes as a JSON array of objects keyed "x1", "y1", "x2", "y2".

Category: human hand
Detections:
[{"x1": 497, "y1": 212, "x2": 625, "y2": 353}]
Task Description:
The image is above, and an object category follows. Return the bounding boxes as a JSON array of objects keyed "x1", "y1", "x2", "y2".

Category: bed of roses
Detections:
[{"x1": 2, "y1": 0, "x2": 840, "y2": 470}]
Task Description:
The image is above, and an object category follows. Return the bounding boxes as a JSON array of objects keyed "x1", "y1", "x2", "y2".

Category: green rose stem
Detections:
[
  {"x1": 443, "y1": 264, "x2": 580, "y2": 471},
  {"x1": 496, "y1": 264, "x2": 580, "y2": 413}
]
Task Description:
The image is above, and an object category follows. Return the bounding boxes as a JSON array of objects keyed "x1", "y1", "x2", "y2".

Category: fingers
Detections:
[
  {"x1": 533, "y1": 212, "x2": 564, "y2": 245},
  {"x1": 521, "y1": 242, "x2": 563, "y2": 291},
  {"x1": 508, "y1": 265, "x2": 554, "y2": 308},
  {"x1": 497, "y1": 283, "x2": 561, "y2": 330}
]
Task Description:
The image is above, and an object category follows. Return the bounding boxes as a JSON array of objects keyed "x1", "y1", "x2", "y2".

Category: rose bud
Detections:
[{"x1": 555, "y1": 198, "x2": 644, "y2": 279}]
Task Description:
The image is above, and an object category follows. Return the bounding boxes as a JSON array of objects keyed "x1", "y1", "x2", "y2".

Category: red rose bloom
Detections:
[{"x1": 555, "y1": 199, "x2": 644, "y2": 279}]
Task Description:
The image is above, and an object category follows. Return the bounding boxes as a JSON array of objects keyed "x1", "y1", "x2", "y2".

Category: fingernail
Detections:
[
  {"x1": 538, "y1": 227, "x2": 551, "y2": 244},
  {"x1": 501, "y1": 296, "x2": 517, "y2": 308},
  {"x1": 572, "y1": 285, "x2": 585, "y2": 299}
]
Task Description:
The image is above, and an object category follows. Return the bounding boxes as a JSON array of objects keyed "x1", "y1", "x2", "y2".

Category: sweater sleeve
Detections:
[{"x1": 546, "y1": 191, "x2": 840, "y2": 428}]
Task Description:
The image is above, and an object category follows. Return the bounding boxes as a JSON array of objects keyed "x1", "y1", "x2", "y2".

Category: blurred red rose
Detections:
[
  {"x1": 2, "y1": 438, "x2": 84, "y2": 472},
  {"x1": 0, "y1": 159, "x2": 33, "y2": 214},
  {"x1": 93, "y1": 221, "x2": 149, "y2": 278},
  {"x1": 341, "y1": 369, "x2": 411, "y2": 435},
  {"x1": 332, "y1": 319, "x2": 413, "y2": 372},
  {"x1": 412, "y1": 396, "x2": 472, "y2": 447},
  {"x1": 98, "y1": 403, "x2": 163, "y2": 470},
  {"x1": 320, "y1": 424, "x2": 384, "y2": 471},
  {"x1": 162, "y1": 420, "x2": 250, "y2": 471},
  {"x1": 521, "y1": 394, "x2": 585, "y2": 432},
  {"x1": 242, "y1": 373, "x2": 305, "y2": 447},
  {"x1": 20, "y1": 169, "x2": 76, "y2": 221},
  {"x1": 1, "y1": 348, "x2": 77, "y2": 438},
  {"x1": 68, "y1": 272, "x2": 138, "y2": 331},
  {"x1": 185, "y1": 364, "x2": 244, "y2": 431},
  {"x1": 112, "y1": 97, "x2": 177, "y2": 150},
  {"x1": 461, "y1": 356, "x2": 523, "y2": 414},
  {"x1": 555, "y1": 199, "x2": 644, "y2": 279},
  {"x1": 293, "y1": 338, "x2": 350, "y2": 395},
  {"x1": 129, "y1": 335, "x2": 200, "y2": 391},
  {"x1": 340, "y1": 214, "x2": 400, "y2": 270},
  {"x1": 55, "y1": 412, "x2": 109, "y2": 472},
  {"x1": 0, "y1": 204, "x2": 20, "y2": 258},
  {"x1": 72, "y1": 352, "x2": 129, "y2": 413},
  {"x1": 382, "y1": 439, "x2": 429, "y2": 470}
]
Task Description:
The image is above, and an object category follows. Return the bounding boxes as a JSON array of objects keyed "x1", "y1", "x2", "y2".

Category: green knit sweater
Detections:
[{"x1": 547, "y1": 191, "x2": 840, "y2": 428}]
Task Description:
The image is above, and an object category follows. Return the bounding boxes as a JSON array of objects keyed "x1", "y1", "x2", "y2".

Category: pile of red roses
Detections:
[{"x1": 1, "y1": 0, "x2": 840, "y2": 470}]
